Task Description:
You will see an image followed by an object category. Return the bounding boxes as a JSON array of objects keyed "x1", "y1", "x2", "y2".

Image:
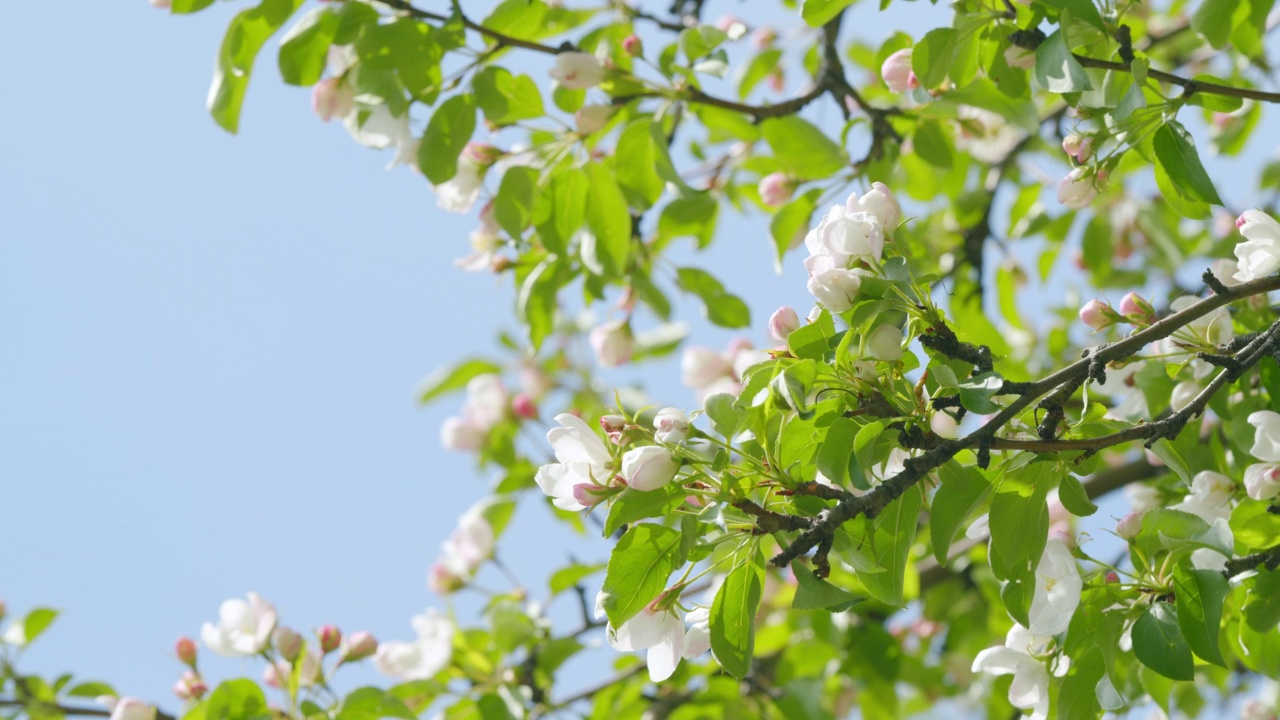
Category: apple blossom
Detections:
[
  {"x1": 536, "y1": 413, "x2": 613, "y2": 511},
  {"x1": 172, "y1": 671, "x2": 207, "y2": 702},
  {"x1": 807, "y1": 206, "x2": 885, "y2": 265},
  {"x1": 1242, "y1": 699, "x2": 1279, "y2": 720},
  {"x1": 432, "y1": 157, "x2": 485, "y2": 213},
  {"x1": 1078, "y1": 299, "x2": 1112, "y2": 330},
  {"x1": 200, "y1": 592, "x2": 277, "y2": 657},
  {"x1": 548, "y1": 52, "x2": 605, "y2": 90},
  {"x1": 1173, "y1": 470, "x2": 1236, "y2": 525},
  {"x1": 847, "y1": 182, "x2": 902, "y2": 231},
  {"x1": 175, "y1": 636, "x2": 197, "y2": 666},
  {"x1": 262, "y1": 662, "x2": 287, "y2": 689},
  {"x1": 750, "y1": 26, "x2": 777, "y2": 51},
  {"x1": 439, "y1": 416, "x2": 486, "y2": 452},
  {"x1": 757, "y1": 172, "x2": 795, "y2": 207},
  {"x1": 1170, "y1": 380, "x2": 1200, "y2": 413},
  {"x1": 1117, "y1": 291, "x2": 1153, "y2": 321},
  {"x1": 1211, "y1": 258, "x2": 1242, "y2": 288},
  {"x1": 1057, "y1": 167, "x2": 1098, "y2": 209},
  {"x1": 107, "y1": 698, "x2": 156, "y2": 720},
  {"x1": 621, "y1": 445, "x2": 681, "y2": 491},
  {"x1": 461, "y1": 374, "x2": 507, "y2": 429},
  {"x1": 341, "y1": 631, "x2": 378, "y2": 663},
  {"x1": 1027, "y1": 538, "x2": 1082, "y2": 637},
  {"x1": 622, "y1": 34, "x2": 643, "y2": 56},
  {"x1": 441, "y1": 505, "x2": 494, "y2": 574},
  {"x1": 1061, "y1": 134, "x2": 1092, "y2": 164},
  {"x1": 427, "y1": 562, "x2": 465, "y2": 595},
  {"x1": 807, "y1": 267, "x2": 863, "y2": 312},
  {"x1": 344, "y1": 104, "x2": 415, "y2": 170},
  {"x1": 272, "y1": 626, "x2": 303, "y2": 661},
  {"x1": 1244, "y1": 463, "x2": 1280, "y2": 501},
  {"x1": 319, "y1": 625, "x2": 342, "y2": 654},
  {"x1": 512, "y1": 393, "x2": 538, "y2": 420},
  {"x1": 601, "y1": 594, "x2": 713, "y2": 682},
  {"x1": 1248, "y1": 410, "x2": 1280, "y2": 461},
  {"x1": 374, "y1": 609, "x2": 453, "y2": 681},
  {"x1": 1115, "y1": 511, "x2": 1143, "y2": 539},
  {"x1": 866, "y1": 324, "x2": 904, "y2": 362},
  {"x1": 1233, "y1": 209, "x2": 1280, "y2": 282},
  {"x1": 715, "y1": 15, "x2": 747, "y2": 40},
  {"x1": 1004, "y1": 45, "x2": 1036, "y2": 69},
  {"x1": 574, "y1": 104, "x2": 613, "y2": 135},
  {"x1": 880, "y1": 49, "x2": 917, "y2": 93},
  {"x1": 454, "y1": 226, "x2": 502, "y2": 273},
  {"x1": 1126, "y1": 483, "x2": 1161, "y2": 513},
  {"x1": 955, "y1": 106, "x2": 1022, "y2": 164},
  {"x1": 972, "y1": 625, "x2": 1065, "y2": 720},
  {"x1": 768, "y1": 306, "x2": 800, "y2": 345},
  {"x1": 680, "y1": 346, "x2": 736, "y2": 399},
  {"x1": 311, "y1": 78, "x2": 355, "y2": 122},
  {"x1": 590, "y1": 320, "x2": 635, "y2": 367},
  {"x1": 653, "y1": 407, "x2": 689, "y2": 444}
]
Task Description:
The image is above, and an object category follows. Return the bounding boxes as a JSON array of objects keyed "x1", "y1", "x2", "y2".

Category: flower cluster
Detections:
[
  {"x1": 802, "y1": 183, "x2": 900, "y2": 313},
  {"x1": 596, "y1": 591, "x2": 710, "y2": 682},
  {"x1": 439, "y1": 374, "x2": 509, "y2": 452},
  {"x1": 428, "y1": 502, "x2": 496, "y2": 594},
  {"x1": 681, "y1": 339, "x2": 770, "y2": 403},
  {"x1": 373, "y1": 609, "x2": 453, "y2": 681}
]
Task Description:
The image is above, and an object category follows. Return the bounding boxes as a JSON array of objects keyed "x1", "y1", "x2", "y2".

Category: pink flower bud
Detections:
[
  {"x1": 109, "y1": 698, "x2": 156, "y2": 720},
  {"x1": 340, "y1": 631, "x2": 378, "y2": 663},
  {"x1": 880, "y1": 49, "x2": 918, "y2": 93},
  {"x1": 715, "y1": 15, "x2": 747, "y2": 40},
  {"x1": 311, "y1": 78, "x2": 355, "y2": 122},
  {"x1": 622, "y1": 34, "x2": 643, "y2": 56},
  {"x1": 1078, "y1": 299, "x2": 1112, "y2": 330},
  {"x1": 1057, "y1": 167, "x2": 1098, "y2": 209},
  {"x1": 1105, "y1": 571, "x2": 1120, "y2": 583},
  {"x1": 175, "y1": 636, "x2": 197, "y2": 667},
  {"x1": 757, "y1": 172, "x2": 796, "y2": 208},
  {"x1": 768, "y1": 306, "x2": 801, "y2": 344},
  {"x1": 621, "y1": 445, "x2": 681, "y2": 491},
  {"x1": 1115, "y1": 511, "x2": 1143, "y2": 539},
  {"x1": 589, "y1": 320, "x2": 634, "y2": 368},
  {"x1": 571, "y1": 482, "x2": 608, "y2": 507},
  {"x1": 512, "y1": 393, "x2": 538, "y2": 420},
  {"x1": 1117, "y1": 291, "x2": 1153, "y2": 322},
  {"x1": 262, "y1": 662, "x2": 288, "y2": 689},
  {"x1": 1062, "y1": 134, "x2": 1093, "y2": 164},
  {"x1": 600, "y1": 414, "x2": 627, "y2": 434},
  {"x1": 750, "y1": 26, "x2": 777, "y2": 51},
  {"x1": 461, "y1": 142, "x2": 501, "y2": 168},
  {"x1": 272, "y1": 626, "x2": 303, "y2": 661},
  {"x1": 318, "y1": 625, "x2": 342, "y2": 654},
  {"x1": 428, "y1": 562, "x2": 465, "y2": 595},
  {"x1": 173, "y1": 671, "x2": 207, "y2": 701}
]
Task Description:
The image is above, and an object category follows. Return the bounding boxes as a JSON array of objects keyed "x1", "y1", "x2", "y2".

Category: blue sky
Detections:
[{"x1": 1, "y1": 0, "x2": 1276, "y2": 711}]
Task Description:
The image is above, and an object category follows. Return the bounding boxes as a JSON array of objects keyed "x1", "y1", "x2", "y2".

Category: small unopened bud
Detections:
[
  {"x1": 175, "y1": 636, "x2": 197, "y2": 667},
  {"x1": 758, "y1": 172, "x2": 796, "y2": 208},
  {"x1": 311, "y1": 78, "x2": 355, "y2": 122},
  {"x1": 880, "y1": 48, "x2": 918, "y2": 93},
  {"x1": 1062, "y1": 134, "x2": 1093, "y2": 164},
  {"x1": 750, "y1": 26, "x2": 777, "y2": 51},
  {"x1": 767, "y1": 306, "x2": 801, "y2": 344},
  {"x1": 340, "y1": 631, "x2": 378, "y2": 663},
  {"x1": 428, "y1": 562, "x2": 465, "y2": 595},
  {"x1": 489, "y1": 255, "x2": 513, "y2": 273},
  {"x1": 512, "y1": 393, "x2": 538, "y2": 420},
  {"x1": 1078, "y1": 299, "x2": 1113, "y2": 330},
  {"x1": 622, "y1": 34, "x2": 643, "y2": 56},
  {"x1": 866, "y1": 324, "x2": 904, "y2": 362},
  {"x1": 461, "y1": 142, "x2": 502, "y2": 168},
  {"x1": 318, "y1": 625, "x2": 342, "y2": 654},
  {"x1": 1105, "y1": 571, "x2": 1120, "y2": 584},
  {"x1": 600, "y1": 414, "x2": 627, "y2": 444},
  {"x1": 572, "y1": 482, "x2": 608, "y2": 508},
  {"x1": 173, "y1": 671, "x2": 207, "y2": 702},
  {"x1": 1118, "y1": 291, "x2": 1154, "y2": 323},
  {"x1": 1115, "y1": 511, "x2": 1143, "y2": 540},
  {"x1": 262, "y1": 662, "x2": 288, "y2": 689},
  {"x1": 272, "y1": 626, "x2": 303, "y2": 662}
]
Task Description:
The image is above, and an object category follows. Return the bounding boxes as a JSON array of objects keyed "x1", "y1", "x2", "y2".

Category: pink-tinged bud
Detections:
[
  {"x1": 340, "y1": 631, "x2": 378, "y2": 663},
  {"x1": 1078, "y1": 299, "x2": 1112, "y2": 330},
  {"x1": 272, "y1": 626, "x2": 303, "y2": 661},
  {"x1": 571, "y1": 482, "x2": 608, "y2": 507},
  {"x1": 1057, "y1": 167, "x2": 1098, "y2": 209},
  {"x1": 1062, "y1": 134, "x2": 1093, "y2": 164},
  {"x1": 311, "y1": 78, "x2": 355, "y2": 122},
  {"x1": 462, "y1": 142, "x2": 502, "y2": 168},
  {"x1": 151, "y1": 0, "x2": 172, "y2": 8},
  {"x1": 600, "y1": 414, "x2": 627, "y2": 434},
  {"x1": 715, "y1": 15, "x2": 747, "y2": 40},
  {"x1": 318, "y1": 625, "x2": 342, "y2": 654},
  {"x1": 1115, "y1": 511, "x2": 1143, "y2": 539},
  {"x1": 589, "y1": 320, "x2": 634, "y2": 368},
  {"x1": 768, "y1": 306, "x2": 801, "y2": 344},
  {"x1": 757, "y1": 172, "x2": 796, "y2": 208},
  {"x1": 574, "y1": 104, "x2": 613, "y2": 135},
  {"x1": 262, "y1": 662, "x2": 288, "y2": 689},
  {"x1": 622, "y1": 34, "x2": 643, "y2": 56},
  {"x1": 1237, "y1": 212, "x2": 1249, "y2": 230},
  {"x1": 173, "y1": 671, "x2": 207, "y2": 702},
  {"x1": 1105, "y1": 571, "x2": 1120, "y2": 583},
  {"x1": 750, "y1": 26, "x2": 777, "y2": 51},
  {"x1": 175, "y1": 636, "x2": 197, "y2": 667},
  {"x1": 621, "y1": 445, "x2": 681, "y2": 491},
  {"x1": 1117, "y1": 291, "x2": 1154, "y2": 322},
  {"x1": 880, "y1": 49, "x2": 918, "y2": 93},
  {"x1": 440, "y1": 416, "x2": 486, "y2": 452},
  {"x1": 428, "y1": 562, "x2": 465, "y2": 595},
  {"x1": 768, "y1": 70, "x2": 785, "y2": 93},
  {"x1": 512, "y1": 393, "x2": 538, "y2": 420}
]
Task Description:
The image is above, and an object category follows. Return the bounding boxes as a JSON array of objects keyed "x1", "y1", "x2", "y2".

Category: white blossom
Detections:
[
  {"x1": 621, "y1": 445, "x2": 680, "y2": 491},
  {"x1": 589, "y1": 320, "x2": 635, "y2": 368},
  {"x1": 847, "y1": 182, "x2": 902, "y2": 233},
  {"x1": 653, "y1": 408, "x2": 689, "y2": 444},
  {"x1": 807, "y1": 267, "x2": 864, "y2": 312},
  {"x1": 1248, "y1": 410, "x2": 1280, "y2": 462},
  {"x1": 1027, "y1": 539, "x2": 1082, "y2": 637},
  {"x1": 432, "y1": 158, "x2": 485, "y2": 213},
  {"x1": 972, "y1": 625, "x2": 1067, "y2": 720},
  {"x1": 549, "y1": 52, "x2": 605, "y2": 90},
  {"x1": 1057, "y1": 167, "x2": 1098, "y2": 209},
  {"x1": 955, "y1": 106, "x2": 1021, "y2": 164},
  {"x1": 374, "y1": 609, "x2": 453, "y2": 680},
  {"x1": 574, "y1": 104, "x2": 613, "y2": 135},
  {"x1": 1244, "y1": 463, "x2": 1280, "y2": 501},
  {"x1": 535, "y1": 414, "x2": 613, "y2": 510},
  {"x1": 200, "y1": 592, "x2": 277, "y2": 657},
  {"x1": 1233, "y1": 210, "x2": 1280, "y2": 282},
  {"x1": 343, "y1": 104, "x2": 416, "y2": 171}
]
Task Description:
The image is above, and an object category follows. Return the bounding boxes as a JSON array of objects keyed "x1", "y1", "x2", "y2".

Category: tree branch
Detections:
[{"x1": 0, "y1": 700, "x2": 176, "y2": 720}]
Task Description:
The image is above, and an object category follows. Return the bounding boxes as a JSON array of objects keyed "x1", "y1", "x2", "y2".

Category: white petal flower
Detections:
[
  {"x1": 1027, "y1": 539, "x2": 1082, "y2": 637},
  {"x1": 108, "y1": 698, "x2": 156, "y2": 720},
  {"x1": 1057, "y1": 167, "x2": 1098, "y2": 209},
  {"x1": 200, "y1": 592, "x2": 277, "y2": 657},
  {"x1": 343, "y1": 104, "x2": 415, "y2": 169},
  {"x1": 972, "y1": 625, "x2": 1061, "y2": 720},
  {"x1": 1170, "y1": 380, "x2": 1200, "y2": 413},
  {"x1": 432, "y1": 159, "x2": 485, "y2": 214},
  {"x1": 461, "y1": 374, "x2": 508, "y2": 430},
  {"x1": 535, "y1": 414, "x2": 612, "y2": 510},
  {"x1": 682, "y1": 608, "x2": 711, "y2": 659},
  {"x1": 589, "y1": 320, "x2": 635, "y2": 368},
  {"x1": 374, "y1": 609, "x2": 453, "y2": 680},
  {"x1": 1249, "y1": 410, "x2": 1280, "y2": 462},
  {"x1": 621, "y1": 445, "x2": 680, "y2": 492},
  {"x1": 955, "y1": 106, "x2": 1021, "y2": 164},
  {"x1": 549, "y1": 52, "x2": 605, "y2": 90},
  {"x1": 607, "y1": 608, "x2": 686, "y2": 682},
  {"x1": 807, "y1": 267, "x2": 864, "y2": 312},
  {"x1": 846, "y1": 182, "x2": 901, "y2": 231},
  {"x1": 1245, "y1": 463, "x2": 1280, "y2": 501},
  {"x1": 654, "y1": 408, "x2": 689, "y2": 444},
  {"x1": 1233, "y1": 210, "x2": 1280, "y2": 282}
]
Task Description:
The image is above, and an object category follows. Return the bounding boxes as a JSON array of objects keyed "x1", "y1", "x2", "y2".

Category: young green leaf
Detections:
[
  {"x1": 601, "y1": 524, "x2": 684, "y2": 627},
  {"x1": 1153, "y1": 122, "x2": 1223, "y2": 206},
  {"x1": 1132, "y1": 602, "x2": 1195, "y2": 681},
  {"x1": 1172, "y1": 565, "x2": 1228, "y2": 667},
  {"x1": 929, "y1": 462, "x2": 992, "y2": 564},
  {"x1": 209, "y1": 0, "x2": 306, "y2": 133},
  {"x1": 415, "y1": 358, "x2": 503, "y2": 404},
  {"x1": 762, "y1": 116, "x2": 848, "y2": 180},
  {"x1": 419, "y1": 94, "x2": 477, "y2": 184},
  {"x1": 711, "y1": 554, "x2": 764, "y2": 678},
  {"x1": 1034, "y1": 30, "x2": 1092, "y2": 93}
]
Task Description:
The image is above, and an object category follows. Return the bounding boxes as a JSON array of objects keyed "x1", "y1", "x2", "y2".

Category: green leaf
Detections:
[
  {"x1": 336, "y1": 688, "x2": 416, "y2": 720},
  {"x1": 419, "y1": 94, "x2": 476, "y2": 184},
  {"x1": 1132, "y1": 602, "x2": 1195, "y2": 681},
  {"x1": 416, "y1": 358, "x2": 502, "y2": 404},
  {"x1": 762, "y1": 116, "x2": 848, "y2": 180},
  {"x1": 208, "y1": 0, "x2": 305, "y2": 133},
  {"x1": 278, "y1": 7, "x2": 340, "y2": 86},
  {"x1": 1244, "y1": 568, "x2": 1280, "y2": 632},
  {"x1": 792, "y1": 563, "x2": 858, "y2": 610},
  {"x1": 658, "y1": 194, "x2": 718, "y2": 248},
  {"x1": 988, "y1": 463, "x2": 1053, "y2": 581},
  {"x1": 206, "y1": 679, "x2": 270, "y2": 720},
  {"x1": 1153, "y1": 122, "x2": 1223, "y2": 205},
  {"x1": 704, "y1": 393, "x2": 742, "y2": 437},
  {"x1": 711, "y1": 554, "x2": 764, "y2": 679},
  {"x1": 473, "y1": 67, "x2": 544, "y2": 125},
  {"x1": 615, "y1": 120, "x2": 667, "y2": 210},
  {"x1": 1147, "y1": 438, "x2": 1192, "y2": 482},
  {"x1": 548, "y1": 563, "x2": 605, "y2": 596},
  {"x1": 911, "y1": 119, "x2": 954, "y2": 169},
  {"x1": 21, "y1": 608, "x2": 59, "y2": 645},
  {"x1": 770, "y1": 189, "x2": 819, "y2": 267},
  {"x1": 604, "y1": 484, "x2": 687, "y2": 537},
  {"x1": 172, "y1": 0, "x2": 216, "y2": 14},
  {"x1": 815, "y1": 417, "x2": 858, "y2": 487},
  {"x1": 958, "y1": 372, "x2": 1003, "y2": 414},
  {"x1": 679, "y1": 26, "x2": 727, "y2": 60},
  {"x1": 675, "y1": 267, "x2": 751, "y2": 329},
  {"x1": 800, "y1": 0, "x2": 856, "y2": 26},
  {"x1": 517, "y1": 257, "x2": 561, "y2": 350},
  {"x1": 1034, "y1": 30, "x2": 1092, "y2": 93},
  {"x1": 911, "y1": 28, "x2": 957, "y2": 89},
  {"x1": 1191, "y1": 0, "x2": 1239, "y2": 48},
  {"x1": 1038, "y1": 0, "x2": 1107, "y2": 31},
  {"x1": 929, "y1": 463, "x2": 992, "y2": 564},
  {"x1": 538, "y1": 166, "x2": 588, "y2": 255},
  {"x1": 583, "y1": 162, "x2": 631, "y2": 276},
  {"x1": 1057, "y1": 474, "x2": 1098, "y2": 517},
  {"x1": 601, "y1": 524, "x2": 684, "y2": 627},
  {"x1": 67, "y1": 682, "x2": 117, "y2": 699},
  {"x1": 1172, "y1": 565, "x2": 1228, "y2": 667},
  {"x1": 856, "y1": 488, "x2": 921, "y2": 606},
  {"x1": 493, "y1": 166, "x2": 538, "y2": 238},
  {"x1": 788, "y1": 308, "x2": 835, "y2": 360},
  {"x1": 738, "y1": 49, "x2": 783, "y2": 99}
]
